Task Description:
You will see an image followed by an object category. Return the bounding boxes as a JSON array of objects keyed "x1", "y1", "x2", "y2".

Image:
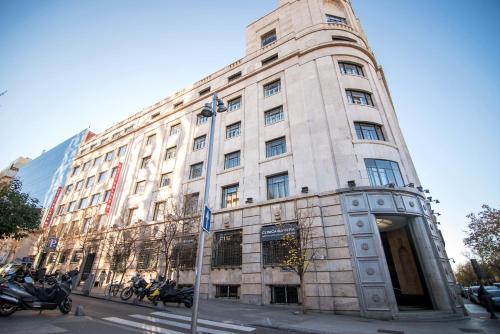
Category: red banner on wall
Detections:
[
  {"x1": 43, "y1": 186, "x2": 62, "y2": 228},
  {"x1": 105, "y1": 162, "x2": 123, "y2": 214}
]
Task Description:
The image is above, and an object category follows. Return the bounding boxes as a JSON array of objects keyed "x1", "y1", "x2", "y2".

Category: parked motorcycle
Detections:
[
  {"x1": 0, "y1": 272, "x2": 75, "y2": 317},
  {"x1": 159, "y1": 280, "x2": 193, "y2": 308},
  {"x1": 137, "y1": 278, "x2": 163, "y2": 305},
  {"x1": 120, "y1": 274, "x2": 147, "y2": 301}
]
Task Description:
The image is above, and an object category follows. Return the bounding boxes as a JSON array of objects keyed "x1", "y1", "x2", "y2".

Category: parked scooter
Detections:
[
  {"x1": 159, "y1": 280, "x2": 193, "y2": 308},
  {"x1": 120, "y1": 273, "x2": 147, "y2": 301},
  {"x1": 137, "y1": 278, "x2": 163, "y2": 305},
  {"x1": 0, "y1": 271, "x2": 76, "y2": 317}
]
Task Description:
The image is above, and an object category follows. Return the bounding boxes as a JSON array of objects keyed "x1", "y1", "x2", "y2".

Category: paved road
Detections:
[{"x1": 0, "y1": 294, "x2": 290, "y2": 334}]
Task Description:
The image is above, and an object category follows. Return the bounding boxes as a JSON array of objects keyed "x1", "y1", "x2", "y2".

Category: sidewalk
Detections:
[{"x1": 73, "y1": 287, "x2": 500, "y2": 334}]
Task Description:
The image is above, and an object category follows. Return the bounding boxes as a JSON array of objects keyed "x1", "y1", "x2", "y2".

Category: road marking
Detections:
[
  {"x1": 130, "y1": 314, "x2": 233, "y2": 334},
  {"x1": 103, "y1": 317, "x2": 184, "y2": 334},
  {"x1": 151, "y1": 312, "x2": 256, "y2": 332}
]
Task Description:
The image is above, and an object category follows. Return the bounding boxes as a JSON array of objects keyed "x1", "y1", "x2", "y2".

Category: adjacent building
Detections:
[{"x1": 43, "y1": 0, "x2": 462, "y2": 320}]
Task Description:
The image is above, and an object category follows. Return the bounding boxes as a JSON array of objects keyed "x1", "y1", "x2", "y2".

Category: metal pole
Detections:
[{"x1": 191, "y1": 93, "x2": 218, "y2": 334}]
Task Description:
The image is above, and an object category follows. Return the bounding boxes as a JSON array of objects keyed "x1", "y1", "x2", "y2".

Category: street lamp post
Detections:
[{"x1": 191, "y1": 93, "x2": 226, "y2": 334}]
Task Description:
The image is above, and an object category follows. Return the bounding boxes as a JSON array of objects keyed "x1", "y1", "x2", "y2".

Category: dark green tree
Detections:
[{"x1": 0, "y1": 179, "x2": 41, "y2": 239}]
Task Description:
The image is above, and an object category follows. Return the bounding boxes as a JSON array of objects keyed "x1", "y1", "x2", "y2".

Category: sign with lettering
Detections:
[
  {"x1": 105, "y1": 162, "x2": 123, "y2": 214},
  {"x1": 47, "y1": 237, "x2": 59, "y2": 250},
  {"x1": 261, "y1": 223, "x2": 298, "y2": 242},
  {"x1": 43, "y1": 186, "x2": 62, "y2": 228}
]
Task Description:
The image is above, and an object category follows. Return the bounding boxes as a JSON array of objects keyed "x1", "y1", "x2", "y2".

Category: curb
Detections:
[{"x1": 71, "y1": 290, "x2": 169, "y2": 311}]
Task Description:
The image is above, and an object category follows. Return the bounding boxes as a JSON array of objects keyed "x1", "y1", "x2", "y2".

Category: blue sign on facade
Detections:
[
  {"x1": 202, "y1": 205, "x2": 211, "y2": 232},
  {"x1": 47, "y1": 237, "x2": 58, "y2": 250}
]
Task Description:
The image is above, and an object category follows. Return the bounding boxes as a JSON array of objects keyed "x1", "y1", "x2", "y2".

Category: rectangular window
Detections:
[
  {"x1": 171, "y1": 236, "x2": 197, "y2": 269},
  {"x1": 261, "y1": 29, "x2": 277, "y2": 47},
  {"x1": 105, "y1": 151, "x2": 114, "y2": 161},
  {"x1": 198, "y1": 87, "x2": 211, "y2": 96},
  {"x1": 118, "y1": 145, "x2": 127, "y2": 157},
  {"x1": 173, "y1": 101, "x2": 183, "y2": 109},
  {"x1": 135, "y1": 180, "x2": 146, "y2": 194},
  {"x1": 153, "y1": 201, "x2": 166, "y2": 221},
  {"x1": 215, "y1": 285, "x2": 240, "y2": 299},
  {"x1": 262, "y1": 53, "x2": 278, "y2": 66},
  {"x1": 110, "y1": 166, "x2": 117, "y2": 179},
  {"x1": 90, "y1": 193, "x2": 100, "y2": 206},
  {"x1": 141, "y1": 156, "x2": 151, "y2": 169},
  {"x1": 136, "y1": 242, "x2": 159, "y2": 270},
  {"x1": 86, "y1": 176, "x2": 95, "y2": 188},
  {"x1": 101, "y1": 138, "x2": 109, "y2": 145},
  {"x1": 365, "y1": 159, "x2": 404, "y2": 187},
  {"x1": 57, "y1": 204, "x2": 65, "y2": 215},
  {"x1": 78, "y1": 197, "x2": 88, "y2": 210},
  {"x1": 103, "y1": 190, "x2": 111, "y2": 202},
  {"x1": 82, "y1": 161, "x2": 90, "y2": 172},
  {"x1": 72, "y1": 166, "x2": 81, "y2": 176},
  {"x1": 71, "y1": 250, "x2": 83, "y2": 263},
  {"x1": 93, "y1": 156, "x2": 102, "y2": 167},
  {"x1": 193, "y1": 135, "x2": 206, "y2": 151},
  {"x1": 75, "y1": 180, "x2": 83, "y2": 191},
  {"x1": 261, "y1": 223, "x2": 297, "y2": 265},
  {"x1": 266, "y1": 137, "x2": 286, "y2": 158},
  {"x1": 184, "y1": 193, "x2": 199, "y2": 214},
  {"x1": 67, "y1": 201, "x2": 76, "y2": 212},
  {"x1": 112, "y1": 132, "x2": 120, "y2": 139},
  {"x1": 264, "y1": 106, "x2": 284, "y2": 125},
  {"x1": 98, "y1": 170, "x2": 107, "y2": 183},
  {"x1": 59, "y1": 250, "x2": 71, "y2": 264},
  {"x1": 65, "y1": 184, "x2": 73, "y2": 194},
  {"x1": 146, "y1": 134, "x2": 156, "y2": 145},
  {"x1": 160, "y1": 173, "x2": 172, "y2": 188},
  {"x1": 346, "y1": 89, "x2": 374, "y2": 106},
  {"x1": 267, "y1": 173, "x2": 289, "y2": 199},
  {"x1": 354, "y1": 122, "x2": 385, "y2": 141},
  {"x1": 339, "y1": 62, "x2": 364, "y2": 76},
  {"x1": 189, "y1": 162, "x2": 203, "y2": 179},
  {"x1": 197, "y1": 114, "x2": 209, "y2": 125},
  {"x1": 170, "y1": 123, "x2": 181, "y2": 135},
  {"x1": 222, "y1": 184, "x2": 239, "y2": 208},
  {"x1": 226, "y1": 122, "x2": 241, "y2": 139},
  {"x1": 212, "y1": 230, "x2": 242, "y2": 268},
  {"x1": 124, "y1": 125, "x2": 133, "y2": 133},
  {"x1": 224, "y1": 151, "x2": 240, "y2": 169},
  {"x1": 127, "y1": 208, "x2": 138, "y2": 225},
  {"x1": 228, "y1": 72, "x2": 242, "y2": 82},
  {"x1": 227, "y1": 96, "x2": 241, "y2": 112},
  {"x1": 165, "y1": 147, "x2": 176, "y2": 160},
  {"x1": 264, "y1": 80, "x2": 281, "y2": 98},
  {"x1": 326, "y1": 14, "x2": 347, "y2": 25},
  {"x1": 270, "y1": 285, "x2": 299, "y2": 304}
]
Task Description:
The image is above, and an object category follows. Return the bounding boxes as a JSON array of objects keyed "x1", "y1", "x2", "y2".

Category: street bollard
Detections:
[{"x1": 74, "y1": 305, "x2": 85, "y2": 316}]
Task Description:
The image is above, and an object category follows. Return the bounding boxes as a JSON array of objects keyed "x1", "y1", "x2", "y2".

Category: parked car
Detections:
[
  {"x1": 484, "y1": 288, "x2": 500, "y2": 310},
  {"x1": 461, "y1": 286, "x2": 469, "y2": 298},
  {"x1": 493, "y1": 282, "x2": 500, "y2": 289},
  {"x1": 469, "y1": 286, "x2": 480, "y2": 303}
]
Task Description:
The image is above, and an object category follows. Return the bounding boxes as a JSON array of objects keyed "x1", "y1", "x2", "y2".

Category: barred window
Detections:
[
  {"x1": 326, "y1": 14, "x2": 347, "y2": 25},
  {"x1": 264, "y1": 106, "x2": 284, "y2": 125},
  {"x1": 160, "y1": 173, "x2": 172, "y2": 188},
  {"x1": 354, "y1": 123, "x2": 385, "y2": 141},
  {"x1": 110, "y1": 249, "x2": 129, "y2": 271},
  {"x1": 339, "y1": 62, "x2": 364, "y2": 76},
  {"x1": 226, "y1": 122, "x2": 241, "y2": 139},
  {"x1": 346, "y1": 89, "x2": 374, "y2": 106},
  {"x1": 165, "y1": 146, "x2": 177, "y2": 160},
  {"x1": 193, "y1": 135, "x2": 206, "y2": 151},
  {"x1": 270, "y1": 285, "x2": 299, "y2": 304},
  {"x1": 264, "y1": 80, "x2": 281, "y2": 98},
  {"x1": 262, "y1": 239, "x2": 290, "y2": 266},
  {"x1": 266, "y1": 137, "x2": 286, "y2": 158},
  {"x1": 171, "y1": 236, "x2": 197, "y2": 269},
  {"x1": 190, "y1": 162, "x2": 203, "y2": 179},
  {"x1": 215, "y1": 285, "x2": 240, "y2": 299},
  {"x1": 153, "y1": 201, "x2": 165, "y2": 221},
  {"x1": 221, "y1": 184, "x2": 239, "y2": 208},
  {"x1": 227, "y1": 96, "x2": 241, "y2": 112},
  {"x1": 136, "y1": 242, "x2": 159, "y2": 271},
  {"x1": 261, "y1": 29, "x2": 277, "y2": 47},
  {"x1": 267, "y1": 173, "x2": 289, "y2": 199},
  {"x1": 212, "y1": 230, "x2": 242, "y2": 268},
  {"x1": 224, "y1": 151, "x2": 240, "y2": 169}
]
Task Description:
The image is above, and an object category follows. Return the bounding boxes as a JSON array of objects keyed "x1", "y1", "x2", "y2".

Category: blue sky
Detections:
[{"x1": 1, "y1": 0, "x2": 499, "y2": 267}]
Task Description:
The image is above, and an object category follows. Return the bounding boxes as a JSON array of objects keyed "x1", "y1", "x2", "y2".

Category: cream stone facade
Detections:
[{"x1": 40, "y1": 0, "x2": 462, "y2": 319}]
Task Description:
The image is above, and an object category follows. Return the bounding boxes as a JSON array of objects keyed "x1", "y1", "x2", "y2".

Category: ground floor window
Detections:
[
  {"x1": 215, "y1": 285, "x2": 240, "y2": 299},
  {"x1": 212, "y1": 229, "x2": 242, "y2": 268},
  {"x1": 261, "y1": 223, "x2": 298, "y2": 266},
  {"x1": 136, "y1": 242, "x2": 159, "y2": 271},
  {"x1": 270, "y1": 285, "x2": 299, "y2": 304},
  {"x1": 171, "y1": 236, "x2": 197, "y2": 270}
]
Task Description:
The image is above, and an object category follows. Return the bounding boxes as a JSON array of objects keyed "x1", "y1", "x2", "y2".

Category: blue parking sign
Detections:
[{"x1": 202, "y1": 205, "x2": 211, "y2": 232}]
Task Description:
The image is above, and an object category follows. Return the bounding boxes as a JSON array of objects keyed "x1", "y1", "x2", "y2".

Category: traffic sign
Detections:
[
  {"x1": 47, "y1": 237, "x2": 59, "y2": 250},
  {"x1": 202, "y1": 205, "x2": 211, "y2": 232}
]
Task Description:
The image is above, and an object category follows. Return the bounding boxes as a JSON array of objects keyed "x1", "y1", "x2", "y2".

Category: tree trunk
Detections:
[{"x1": 300, "y1": 272, "x2": 307, "y2": 314}]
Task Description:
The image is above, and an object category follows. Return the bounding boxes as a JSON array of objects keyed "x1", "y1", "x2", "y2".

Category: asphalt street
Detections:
[{"x1": 0, "y1": 294, "x2": 290, "y2": 334}]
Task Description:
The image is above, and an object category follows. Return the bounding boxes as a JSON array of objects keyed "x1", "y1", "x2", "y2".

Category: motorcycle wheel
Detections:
[
  {"x1": 59, "y1": 297, "x2": 72, "y2": 314},
  {"x1": 120, "y1": 287, "x2": 133, "y2": 301},
  {"x1": 0, "y1": 302, "x2": 16, "y2": 317},
  {"x1": 184, "y1": 297, "x2": 193, "y2": 308}
]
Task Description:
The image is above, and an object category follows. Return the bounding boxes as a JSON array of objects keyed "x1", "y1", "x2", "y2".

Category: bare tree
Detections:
[{"x1": 280, "y1": 200, "x2": 320, "y2": 314}]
